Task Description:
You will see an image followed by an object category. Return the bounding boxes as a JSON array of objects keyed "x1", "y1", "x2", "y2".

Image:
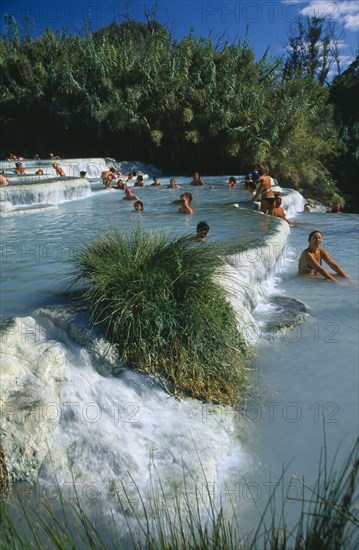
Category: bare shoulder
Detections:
[{"x1": 319, "y1": 247, "x2": 331, "y2": 260}]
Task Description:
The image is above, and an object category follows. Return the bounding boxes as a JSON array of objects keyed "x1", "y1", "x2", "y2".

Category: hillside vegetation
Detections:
[{"x1": 0, "y1": 18, "x2": 357, "y2": 207}]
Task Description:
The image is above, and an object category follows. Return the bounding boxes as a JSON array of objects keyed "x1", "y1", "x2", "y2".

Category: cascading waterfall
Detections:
[
  {"x1": 0, "y1": 158, "x2": 115, "y2": 178},
  {"x1": 0, "y1": 210, "x2": 299, "y2": 494},
  {"x1": 0, "y1": 178, "x2": 92, "y2": 207},
  {"x1": 0, "y1": 168, "x2": 309, "y2": 527}
]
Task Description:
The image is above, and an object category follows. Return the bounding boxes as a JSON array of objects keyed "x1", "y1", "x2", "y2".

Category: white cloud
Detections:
[
  {"x1": 298, "y1": 1, "x2": 359, "y2": 32},
  {"x1": 327, "y1": 53, "x2": 354, "y2": 76},
  {"x1": 342, "y1": 13, "x2": 359, "y2": 31},
  {"x1": 280, "y1": 1, "x2": 357, "y2": 70}
]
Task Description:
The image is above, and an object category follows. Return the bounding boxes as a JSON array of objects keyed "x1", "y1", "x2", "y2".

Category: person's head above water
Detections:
[
  {"x1": 181, "y1": 192, "x2": 193, "y2": 202},
  {"x1": 308, "y1": 230, "x2": 322, "y2": 240},
  {"x1": 308, "y1": 230, "x2": 323, "y2": 248},
  {"x1": 196, "y1": 221, "x2": 210, "y2": 238}
]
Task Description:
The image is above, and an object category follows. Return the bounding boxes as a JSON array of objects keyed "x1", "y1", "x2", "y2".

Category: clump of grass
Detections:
[{"x1": 71, "y1": 226, "x2": 249, "y2": 405}]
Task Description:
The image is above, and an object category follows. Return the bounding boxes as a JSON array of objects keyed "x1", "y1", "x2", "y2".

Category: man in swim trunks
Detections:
[
  {"x1": 249, "y1": 169, "x2": 275, "y2": 213},
  {"x1": 298, "y1": 231, "x2": 349, "y2": 282}
]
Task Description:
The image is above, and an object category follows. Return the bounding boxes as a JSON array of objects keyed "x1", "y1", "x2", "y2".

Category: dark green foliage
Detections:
[
  {"x1": 329, "y1": 56, "x2": 359, "y2": 211},
  {"x1": 71, "y1": 227, "x2": 249, "y2": 405},
  {"x1": 0, "y1": 17, "x2": 341, "y2": 198}
]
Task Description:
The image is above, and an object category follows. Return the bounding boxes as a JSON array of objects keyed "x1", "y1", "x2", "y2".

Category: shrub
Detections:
[{"x1": 71, "y1": 227, "x2": 249, "y2": 405}]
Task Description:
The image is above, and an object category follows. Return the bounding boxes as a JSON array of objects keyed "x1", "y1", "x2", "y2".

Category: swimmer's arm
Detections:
[
  {"x1": 321, "y1": 249, "x2": 349, "y2": 278},
  {"x1": 250, "y1": 182, "x2": 264, "y2": 203},
  {"x1": 278, "y1": 210, "x2": 291, "y2": 224},
  {"x1": 306, "y1": 251, "x2": 337, "y2": 282},
  {"x1": 183, "y1": 203, "x2": 193, "y2": 214}
]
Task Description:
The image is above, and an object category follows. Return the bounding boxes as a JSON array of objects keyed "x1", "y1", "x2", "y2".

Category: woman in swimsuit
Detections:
[
  {"x1": 298, "y1": 231, "x2": 349, "y2": 282},
  {"x1": 249, "y1": 169, "x2": 275, "y2": 213}
]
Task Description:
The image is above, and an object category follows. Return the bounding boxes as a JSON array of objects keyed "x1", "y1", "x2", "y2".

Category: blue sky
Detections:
[{"x1": 1, "y1": 1, "x2": 358, "y2": 69}]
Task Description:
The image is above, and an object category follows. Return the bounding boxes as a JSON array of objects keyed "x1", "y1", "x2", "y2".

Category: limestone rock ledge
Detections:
[{"x1": 0, "y1": 317, "x2": 67, "y2": 483}]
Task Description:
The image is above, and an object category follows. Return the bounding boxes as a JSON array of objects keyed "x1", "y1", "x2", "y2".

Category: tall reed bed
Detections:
[{"x1": 71, "y1": 227, "x2": 249, "y2": 405}]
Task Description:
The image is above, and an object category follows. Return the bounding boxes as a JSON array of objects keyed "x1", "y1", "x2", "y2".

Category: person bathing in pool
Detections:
[
  {"x1": 298, "y1": 231, "x2": 349, "y2": 282},
  {"x1": 178, "y1": 194, "x2": 193, "y2": 214},
  {"x1": 195, "y1": 221, "x2": 210, "y2": 241},
  {"x1": 249, "y1": 169, "x2": 275, "y2": 213}
]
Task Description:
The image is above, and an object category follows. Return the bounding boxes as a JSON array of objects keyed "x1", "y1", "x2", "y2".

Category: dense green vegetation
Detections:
[
  {"x1": 329, "y1": 57, "x2": 359, "y2": 210},
  {"x1": 71, "y1": 227, "x2": 250, "y2": 405},
  {"x1": 0, "y1": 16, "x2": 358, "y2": 207}
]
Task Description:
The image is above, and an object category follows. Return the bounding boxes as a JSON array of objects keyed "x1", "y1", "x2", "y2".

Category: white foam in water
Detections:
[
  {"x1": 2, "y1": 161, "x2": 356, "y2": 537},
  {"x1": 0, "y1": 158, "x2": 113, "y2": 178},
  {"x1": 0, "y1": 178, "x2": 92, "y2": 207},
  {"x1": 0, "y1": 313, "x2": 249, "y2": 521}
]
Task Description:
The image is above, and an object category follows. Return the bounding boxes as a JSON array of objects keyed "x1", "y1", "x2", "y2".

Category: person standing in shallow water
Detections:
[
  {"x1": 298, "y1": 231, "x2": 349, "y2": 282},
  {"x1": 249, "y1": 168, "x2": 275, "y2": 213}
]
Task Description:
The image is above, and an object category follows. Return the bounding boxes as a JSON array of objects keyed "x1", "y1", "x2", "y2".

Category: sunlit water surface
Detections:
[{"x1": 1, "y1": 172, "x2": 358, "y2": 537}]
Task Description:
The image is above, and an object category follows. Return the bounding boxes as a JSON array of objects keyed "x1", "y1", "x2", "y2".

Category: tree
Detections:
[
  {"x1": 284, "y1": 16, "x2": 342, "y2": 85},
  {"x1": 329, "y1": 55, "x2": 359, "y2": 210}
]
